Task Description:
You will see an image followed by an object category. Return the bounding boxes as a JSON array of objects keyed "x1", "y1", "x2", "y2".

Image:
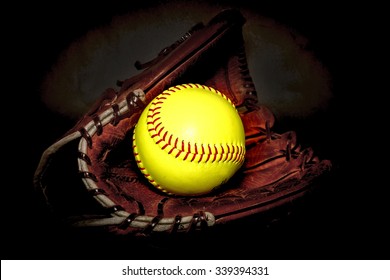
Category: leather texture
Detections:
[{"x1": 34, "y1": 8, "x2": 331, "y2": 236}]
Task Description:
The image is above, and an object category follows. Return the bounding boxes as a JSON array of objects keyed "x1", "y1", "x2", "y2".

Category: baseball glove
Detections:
[{"x1": 34, "y1": 9, "x2": 331, "y2": 236}]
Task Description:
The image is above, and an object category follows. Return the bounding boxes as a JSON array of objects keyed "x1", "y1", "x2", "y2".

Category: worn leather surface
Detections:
[{"x1": 35, "y1": 8, "x2": 331, "y2": 235}]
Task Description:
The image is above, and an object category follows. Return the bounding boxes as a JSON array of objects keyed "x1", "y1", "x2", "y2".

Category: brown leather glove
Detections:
[{"x1": 34, "y1": 9, "x2": 331, "y2": 236}]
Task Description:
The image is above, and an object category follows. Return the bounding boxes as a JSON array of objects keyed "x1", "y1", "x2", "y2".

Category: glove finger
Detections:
[
  {"x1": 241, "y1": 105, "x2": 275, "y2": 141},
  {"x1": 244, "y1": 131, "x2": 298, "y2": 171}
]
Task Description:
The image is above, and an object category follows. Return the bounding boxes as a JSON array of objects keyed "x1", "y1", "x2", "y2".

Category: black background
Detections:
[{"x1": 4, "y1": 0, "x2": 387, "y2": 260}]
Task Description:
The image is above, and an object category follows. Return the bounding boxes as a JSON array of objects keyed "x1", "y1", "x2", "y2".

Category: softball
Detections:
[{"x1": 132, "y1": 83, "x2": 246, "y2": 196}]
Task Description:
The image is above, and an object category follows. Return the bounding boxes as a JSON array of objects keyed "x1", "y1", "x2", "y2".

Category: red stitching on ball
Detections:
[
  {"x1": 148, "y1": 111, "x2": 161, "y2": 118},
  {"x1": 146, "y1": 83, "x2": 245, "y2": 165},
  {"x1": 149, "y1": 106, "x2": 161, "y2": 112},
  {"x1": 191, "y1": 153, "x2": 197, "y2": 162},
  {"x1": 155, "y1": 122, "x2": 162, "y2": 131},
  {"x1": 174, "y1": 137, "x2": 178, "y2": 148},
  {"x1": 198, "y1": 154, "x2": 204, "y2": 163},
  {"x1": 152, "y1": 101, "x2": 164, "y2": 106},
  {"x1": 147, "y1": 117, "x2": 161, "y2": 126},
  {"x1": 157, "y1": 126, "x2": 164, "y2": 135}
]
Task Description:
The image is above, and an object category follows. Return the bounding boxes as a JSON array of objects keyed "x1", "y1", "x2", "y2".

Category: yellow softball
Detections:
[{"x1": 132, "y1": 83, "x2": 246, "y2": 196}]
